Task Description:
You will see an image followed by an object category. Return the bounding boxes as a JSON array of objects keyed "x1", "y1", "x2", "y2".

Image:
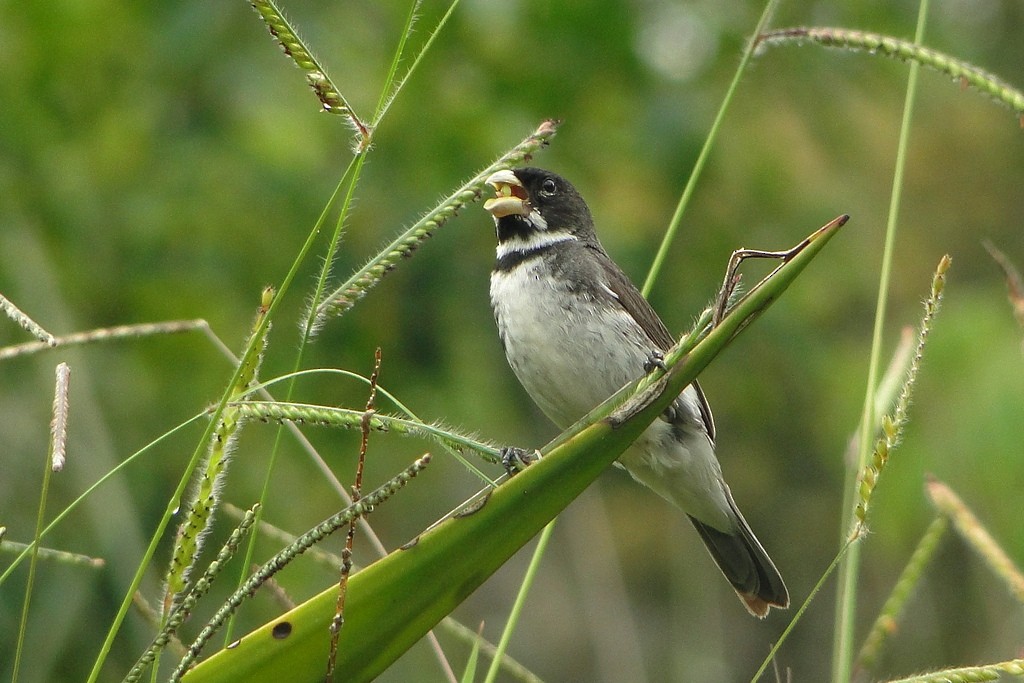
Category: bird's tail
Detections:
[{"x1": 688, "y1": 487, "x2": 789, "y2": 618}]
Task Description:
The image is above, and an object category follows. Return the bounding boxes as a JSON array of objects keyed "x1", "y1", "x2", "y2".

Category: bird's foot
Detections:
[
  {"x1": 713, "y1": 245, "x2": 807, "y2": 326},
  {"x1": 643, "y1": 349, "x2": 667, "y2": 374},
  {"x1": 501, "y1": 447, "x2": 540, "y2": 476}
]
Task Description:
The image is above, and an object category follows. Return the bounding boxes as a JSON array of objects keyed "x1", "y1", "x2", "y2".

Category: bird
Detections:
[{"x1": 482, "y1": 166, "x2": 789, "y2": 617}]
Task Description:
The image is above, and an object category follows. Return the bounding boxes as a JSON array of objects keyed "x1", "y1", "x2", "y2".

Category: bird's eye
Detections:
[{"x1": 540, "y1": 178, "x2": 557, "y2": 195}]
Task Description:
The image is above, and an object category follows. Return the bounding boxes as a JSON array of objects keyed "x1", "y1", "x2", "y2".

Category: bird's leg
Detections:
[
  {"x1": 500, "y1": 446, "x2": 540, "y2": 476},
  {"x1": 712, "y1": 271, "x2": 744, "y2": 329},
  {"x1": 713, "y1": 245, "x2": 806, "y2": 327},
  {"x1": 643, "y1": 348, "x2": 667, "y2": 374}
]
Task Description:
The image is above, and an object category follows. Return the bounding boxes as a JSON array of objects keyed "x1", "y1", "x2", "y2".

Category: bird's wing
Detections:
[
  {"x1": 595, "y1": 242, "x2": 716, "y2": 443},
  {"x1": 592, "y1": 244, "x2": 675, "y2": 348}
]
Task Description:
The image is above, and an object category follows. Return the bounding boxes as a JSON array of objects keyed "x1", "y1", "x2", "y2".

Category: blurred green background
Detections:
[{"x1": 2, "y1": 0, "x2": 1023, "y2": 681}]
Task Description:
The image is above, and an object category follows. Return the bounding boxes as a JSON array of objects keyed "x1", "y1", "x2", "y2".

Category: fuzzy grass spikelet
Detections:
[
  {"x1": 0, "y1": 540, "x2": 103, "y2": 569},
  {"x1": 757, "y1": 28, "x2": 1024, "y2": 125},
  {"x1": 852, "y1": 255, "x2": 950, "y2": 537},
  {"x1": 50, "y1": 362, "x2": 71, "y2": 472},
  {"x1": 927, "y1": 477, "x2": 1024, "y2": 605},
  {"x1": 0, "y1": 319, "x2": 207, "y2": 361},
  {"x1": 163, "y1": 289, "x2": 274, "y2": 616},
  {"x1": 883, "y1": 658, "x2": 1024, "y2": 683},
  {"x1": 126, "y1": 505, "x2": 260, "y2": 683},
  {"x1": 234, "y1": 400, "x2": 502, "y2": 465},
  {"x1": 0, "y1": 291, "x2": 56, "y2": 346},
  {"x1": 170, "y1": 453, "x2": 432, "y2": 681},
  {"x1": 249, "y1": 0, "x2": 370, "y2": 145},
  {"x1": 310, "y1": 119, "x2": 560, "y2": 330}
]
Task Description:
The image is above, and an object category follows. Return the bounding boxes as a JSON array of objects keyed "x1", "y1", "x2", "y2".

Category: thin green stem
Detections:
[
  {"x1": 372, "y1": 0, "x2": 463, "y2": 127},
  {"x1": 641, "y1": 0, "x2": 779, "y2": 297},
  {"x1": 751, "y1": 538, "x2": 855, "y2": 682},
  {"x1": 223, "y1": 155, "x2": 361, "y2": 646},
  {"x1": 0, "y1": 416, "x2": 205, "y2": 588},
  {"x1": 483, "y1": 522, "x2": 556, "y2": 683},
  {"x1": 371, "y1": 0, "x2": 422, "y2": 123},
  {"x1": 87, "y1": 142, "x2": 356, "y2": 683},
  {"x1": 757, "y1": 27, "x2": 1024, "y2": 121},
  {"x1": 224, "y1": 0, "x2": 453, "y2": 652},
  {"x1": 855, "y1": 515, "x2": 949, "y2": 674},
  {"x1": 11, "y1": 420, "x2": 58, "y2": 683},
  {"x1": 832, "y1": 3, "x2": 929, "y2": 682}
]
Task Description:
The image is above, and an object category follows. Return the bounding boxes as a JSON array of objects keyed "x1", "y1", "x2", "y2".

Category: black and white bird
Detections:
[{"x1": 483, "y1": 167, "x2": 789, "y2": 617}]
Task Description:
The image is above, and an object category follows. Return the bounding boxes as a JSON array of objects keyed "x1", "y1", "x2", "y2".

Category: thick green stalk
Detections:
[{"x1": 831, "y1": 3, "x2": 929, "y2": 681}]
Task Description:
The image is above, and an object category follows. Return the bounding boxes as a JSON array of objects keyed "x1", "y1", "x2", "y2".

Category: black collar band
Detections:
[{"x1": 493, "y1": 241, "x2": 561, "y2": 272}]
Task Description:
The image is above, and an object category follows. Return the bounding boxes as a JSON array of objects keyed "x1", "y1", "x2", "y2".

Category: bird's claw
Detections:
[
  {"x1": 501, "y1": 447, "x2": 539, "y2": 476},
  {"x1": 643, "y1": 349, "x2": 667, "y2": 374}
]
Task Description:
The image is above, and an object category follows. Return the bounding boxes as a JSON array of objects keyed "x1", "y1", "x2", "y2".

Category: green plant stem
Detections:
[
  {"x1": 223, "y1": 153, "x2": 365, "y2": 647},
  {"x1": 227, "y1": 4, "x2": 436, "y2": 649},
  {"x1": 372, "y1": 0, "x2": 464, "y2": 127},
  {"x1": 0, "y1": 417, "x2": 205, "y2": 588},
  {"x1": 831, "y1": 3, "x2": 929, "y2": 682},
  {"x1": 641, "y1": 0, "x2": 779, "y2": 297},
  {"x1": 86, "y1": 147, "x2": 355, "y2": 683},
  {"x1": 883, "y1": 658, "x2": 1024, "y2": 682},
  {"x1": 757, "y1": 27, "x2": 1024, "y2": 121},
  {"x1": 751, "y1": 538, "x2": 854, "y2": 682},
  {"x1": 483, "y1": 522, "x2": 555, "y2": 683},
  {"x1": 855, "y1": 515, "x2": 949, "y2": 674},
  {"x1": 11, "y1": 425, "x2": 58, "y2": 683}
]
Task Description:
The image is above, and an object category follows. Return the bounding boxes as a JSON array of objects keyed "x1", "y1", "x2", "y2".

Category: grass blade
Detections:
[{"x1": 832, "y1": 4, "x2": 930, "y2": 679}]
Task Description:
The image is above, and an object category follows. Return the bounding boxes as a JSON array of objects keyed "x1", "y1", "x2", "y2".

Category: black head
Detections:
[{"x1": 483, "y1": 167, "x2": 596, "y2": 244}]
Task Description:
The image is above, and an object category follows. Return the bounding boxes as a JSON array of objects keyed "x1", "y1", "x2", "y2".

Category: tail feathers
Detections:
[{"x1": 688, "y1": 498, "x2": 789, "y2": 618}]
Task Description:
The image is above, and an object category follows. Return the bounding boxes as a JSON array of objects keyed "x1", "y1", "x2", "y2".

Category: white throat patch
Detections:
[{"x1": 495, "y1": 228, "x2": 577, "y2": 261}]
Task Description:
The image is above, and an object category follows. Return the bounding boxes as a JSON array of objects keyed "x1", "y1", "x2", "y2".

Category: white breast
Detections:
[
  {"x1": 490, "y1": 257, "x2": 732, "y2": 529},
  {"x1": 490, "y1": 259, "x2": 653, "y2": 427}
]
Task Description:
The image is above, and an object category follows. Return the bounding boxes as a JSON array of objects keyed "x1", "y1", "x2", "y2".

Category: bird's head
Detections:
[{"x1": 483, "y1": 167, "x2": 595, "y2": 245}]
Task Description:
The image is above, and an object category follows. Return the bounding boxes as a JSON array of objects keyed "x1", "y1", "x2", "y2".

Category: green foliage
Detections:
[{"x1": 2, "y1": 1, "x2": 1023, "y2": 682}]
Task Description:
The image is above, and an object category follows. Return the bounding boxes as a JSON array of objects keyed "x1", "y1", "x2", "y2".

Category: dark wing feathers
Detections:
[
  {"x1": 587, "y1": 242, "x2": 716, "y2": 443},
  {"x1": 592, "y1": 243, "x2": 675, "y2": 349}
]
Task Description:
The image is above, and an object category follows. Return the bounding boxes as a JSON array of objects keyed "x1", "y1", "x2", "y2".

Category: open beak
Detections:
[{"x1": 483, "y1": 170, "x2": 530, "y2": 219}]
